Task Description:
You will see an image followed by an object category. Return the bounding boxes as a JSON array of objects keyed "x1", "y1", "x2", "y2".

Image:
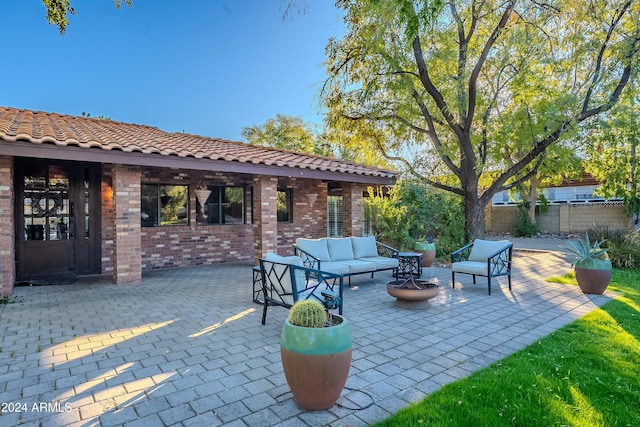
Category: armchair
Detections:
[
  {"x1": 451, "y1": 239, "x2": 513, "y2": 295},
  {"x1": 259, "y1": 253, "x2": 344, "y2": 325}
]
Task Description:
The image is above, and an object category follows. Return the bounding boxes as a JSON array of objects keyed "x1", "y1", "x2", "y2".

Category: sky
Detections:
[{"x1": 1, "y1": 1, "x2": 344, "y2": 142}]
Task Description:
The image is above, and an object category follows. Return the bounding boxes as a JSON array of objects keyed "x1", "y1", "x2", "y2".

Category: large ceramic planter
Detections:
[
  {"x1": 280, "y1": 315, "x2": 352, "y2": 411},
  {"x1": 574, "y1": 259, "x2": 612, "y2": 295},
  {"x1": 415, "y1": 241, "x2": 436, "y2": 267}
]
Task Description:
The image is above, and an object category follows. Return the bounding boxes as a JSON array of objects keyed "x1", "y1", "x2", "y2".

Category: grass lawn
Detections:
[{"x1": 374, "y1": 269, "x2": 640, "y2": 427}]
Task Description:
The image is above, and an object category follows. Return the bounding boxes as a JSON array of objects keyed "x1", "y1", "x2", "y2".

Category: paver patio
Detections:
[{"x1": 0, "y1": 247, "x2": 613, "y2": 426}]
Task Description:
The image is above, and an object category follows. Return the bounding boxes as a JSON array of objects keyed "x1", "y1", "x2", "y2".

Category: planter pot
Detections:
[
  {"x1": 574, "y1": 259, "x2": 612, "y2": 295},
  {"x1": 414, "y1": 242, "x2": 436, "y2": 267},
  {"x1": 280, "y1": 315, "x2": 352, "y2": 411}
]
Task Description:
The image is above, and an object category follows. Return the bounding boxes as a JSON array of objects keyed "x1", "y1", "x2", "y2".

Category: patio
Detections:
[{"x1": 0, "y1": 247, "x2": 613, "y2": 426}]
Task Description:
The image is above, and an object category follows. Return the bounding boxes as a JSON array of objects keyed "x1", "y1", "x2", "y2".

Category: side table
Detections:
[{"x1": 395, "y1": 251, "x2": 423, "y2": 278}]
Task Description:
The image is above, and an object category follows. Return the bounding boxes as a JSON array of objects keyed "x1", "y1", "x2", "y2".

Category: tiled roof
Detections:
[{"x1": 0, "y1": 107, "x2": 397, "y2": 181}]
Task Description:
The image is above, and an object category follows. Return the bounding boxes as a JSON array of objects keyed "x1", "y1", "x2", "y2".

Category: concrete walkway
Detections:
[{"x1": 0, "y1": 241, "x2": 613, "y2": 426}]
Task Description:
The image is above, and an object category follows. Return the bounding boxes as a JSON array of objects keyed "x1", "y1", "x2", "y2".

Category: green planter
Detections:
[
  {"x1": 415, "y1": 241, "x2": 436, "y2": 267},
  {"x1": 280, "y1": 315, "x2": 352, "y2": 411}
]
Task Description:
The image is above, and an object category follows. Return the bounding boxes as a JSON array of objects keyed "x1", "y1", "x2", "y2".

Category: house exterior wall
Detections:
[
  {"x1": 112, "y1": 164, "x2": 142, "y2": 284},
  {"x1": 275, "y1": 178, "x2": 328, "y2": 256},
  {"x1": 486, "y1": 202, "x2": 630, "y2": 234},
  {"x1": 0, "y1": 155, "x2": 15, "y2": 296}
]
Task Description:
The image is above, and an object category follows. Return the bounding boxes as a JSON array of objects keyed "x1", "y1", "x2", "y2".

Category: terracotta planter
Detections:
[
  {"x1": 575, "y1": 266, "x2": 612, "y2": 295},
  {"x1": 280, "y1": 315, "x2": 351, "y2": 411},
  {"x1": 414, "y1": 242, "x2": 436, "y2": 267}
]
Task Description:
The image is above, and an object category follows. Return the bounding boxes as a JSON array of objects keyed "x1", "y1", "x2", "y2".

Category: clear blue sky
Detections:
[{"x1": 1, "y1": 1, "x2": 343, "y2": 141}]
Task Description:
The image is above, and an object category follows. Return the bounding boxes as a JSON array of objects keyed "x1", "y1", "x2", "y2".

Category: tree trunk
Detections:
[
  {"x1": 464, "y1": 192, "x2": 486, "y2": 240},
  {"x1": 527, "y1": 175, "x2": 542, "y2": 223}
]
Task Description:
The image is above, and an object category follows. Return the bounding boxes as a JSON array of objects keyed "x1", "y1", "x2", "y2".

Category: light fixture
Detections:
[{"x1": 306, "y1": 193, "x2": 318, "y2": 207}]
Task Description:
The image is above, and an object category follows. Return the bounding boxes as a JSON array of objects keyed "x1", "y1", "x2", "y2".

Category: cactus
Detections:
[{"x1": 288, "y1": 300, "x2": 327, "y2": 328}]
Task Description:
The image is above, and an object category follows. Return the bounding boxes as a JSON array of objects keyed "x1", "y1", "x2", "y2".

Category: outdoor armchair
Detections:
[
  {"x1": 451, "y1": 239, "x2": 513, "y2": 295},
  {"x1": 258, "y1": 253, "x2": 344, "y2": 325}
]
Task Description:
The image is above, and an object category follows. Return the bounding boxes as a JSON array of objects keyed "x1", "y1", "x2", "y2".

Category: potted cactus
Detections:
[
  {"x1": 568, "y1": 233, "x2": 612, "y2": 295},
  {"x1": 280, "y1": 300, "x2": 352, "y2": 411},
  {"x1": 415, "y1": 237, "x2": 436, "y2": 267}
]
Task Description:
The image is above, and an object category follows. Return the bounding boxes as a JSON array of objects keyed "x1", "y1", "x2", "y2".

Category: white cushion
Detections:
[
  {"x1": 351, "y1": 236, "x2": 378, "y2": 258},
  {"x1": 327, "y1": 238, "x2": 355, "y2": 261},
  {"x1": 317, "y1": 261, "x2": 350, "y2": 276},
  {"x1": 452, "y1": 261, "x2": 489, "y2": 276},
  {"x1": 295, "y1": 238, "x2": 331, "y2": 262},
  {"x1": 357, "y1": 256, "x2": 399, "y2": 270},
  {"x1": 339, "y1": 259, "x2": 377, "y2": 274},
  {"x1": 468, "y1": 240, "x2": 510, "y2": 262}
]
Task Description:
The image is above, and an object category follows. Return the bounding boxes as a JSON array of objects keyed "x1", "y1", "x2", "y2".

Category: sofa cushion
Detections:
[
  {"x1": 296, "y1": 238, "x2": 331, "y2": 262},
  {"x1": 318, "y1": 261, "x2": 350, "y2": 276},
  {"x1": 357, "y1": 256, "x2": 399, "y2": 270},
  {"x1": 339, "y1": 259, "x2": 377, "y2": 274},
  {"x1": 327, "y1": 238, "x2": 355, "y2": 261},
  {"x1": 351, "y1": 236, "x2": 378, "y2": 258},
  {"x1": 468, "y1": 239, "x2": 511, "y2": 262}
]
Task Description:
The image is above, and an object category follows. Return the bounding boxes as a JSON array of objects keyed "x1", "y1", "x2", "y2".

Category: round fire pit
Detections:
[{"x1": 387, "y1": 277, "x2": 439, "y2": 309}]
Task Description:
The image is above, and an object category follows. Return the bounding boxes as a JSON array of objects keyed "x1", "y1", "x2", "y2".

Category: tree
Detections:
[
  {"x1": 42, "y1": 0, "x2": 132, "y2": 34},
  {"x1": 323, "y1": 0, "x2": 640, "y2": 238},
  {"x1": 584, "y1": 82, "x2": 640, "y2": 229},
  {"x1": 241, "y1": 114, "x2": 331, "y2": 156}
]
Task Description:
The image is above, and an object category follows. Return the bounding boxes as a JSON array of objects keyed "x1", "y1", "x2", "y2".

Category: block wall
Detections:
[{"x1": 486, "y1": 203, "x2": 630, "y2": 234}]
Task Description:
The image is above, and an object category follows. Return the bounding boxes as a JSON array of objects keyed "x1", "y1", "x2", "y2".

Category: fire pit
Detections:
[{"x1": 386, "y1": 277, "x2": 439, "y2": 309}]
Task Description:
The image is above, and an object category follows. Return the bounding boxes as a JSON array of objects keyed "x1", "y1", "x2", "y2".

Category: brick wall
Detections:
[
  {"x1": 276, "y1": 178, "x2": 328, "y2": 255},
  {"x1": 0, "y1": 156, "x2": 14, "y2": 296},
  {"x1": 112, "y1": 165, "x2": 142, "y2": 284}
]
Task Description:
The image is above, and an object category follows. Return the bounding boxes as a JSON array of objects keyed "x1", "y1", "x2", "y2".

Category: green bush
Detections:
[
  {"x1": 588, "y1": 224, "x2": 640, "y2": 269},
  {"x1": 365, "y1": 180, "x2": 465, "y2": 257},
  {"x1": 514, "y1": 200, "x2": 538, "y2": 237}
]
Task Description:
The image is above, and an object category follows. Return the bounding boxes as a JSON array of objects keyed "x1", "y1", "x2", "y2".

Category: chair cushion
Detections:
[
  {"x1": 295, "y1": 238, "x2": 331, "y2": 262},
  {"x1": 357, "y1": 256, "x2": 399, "y2": 270},
  {"x1": 327, "y1": 238, "x2": 355, "y2": 261},
  {"x1": 452, "y1": 261, "x2": 489, "y2": 276},
  {"x1": 468, "y1": 239, "x2": 511, "y2": 262},
  {"x1": 351, "y1": 236, "x2": 378, "y2": 258}
]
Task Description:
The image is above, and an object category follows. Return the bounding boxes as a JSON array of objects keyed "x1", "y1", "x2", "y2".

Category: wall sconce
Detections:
[{"x1": 306, "y1": 193, "x2": 318, "y2": 207}]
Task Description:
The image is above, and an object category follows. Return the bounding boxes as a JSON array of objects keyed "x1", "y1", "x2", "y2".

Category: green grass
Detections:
[{"x1": 373, "y1": 269, "x2": 640, "y2": 427}]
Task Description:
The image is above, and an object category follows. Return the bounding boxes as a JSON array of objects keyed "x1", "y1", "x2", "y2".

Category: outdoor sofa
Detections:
[
  {"x1": 451, "y1": 239, "x2": 513, "y2": 295},
  {"x1": 293, "y1": 236, "x2": 399, "y2": 285}
]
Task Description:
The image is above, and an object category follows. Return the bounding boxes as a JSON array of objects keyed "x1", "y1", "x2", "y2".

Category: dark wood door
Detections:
[{"x1": 15, "y1": 160, "x2": 101, "y2": 281}]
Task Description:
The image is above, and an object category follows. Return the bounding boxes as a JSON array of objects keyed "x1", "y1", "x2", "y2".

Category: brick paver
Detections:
[{"x1": 0, "y1": 247, "x2": 613, "y2": 426}]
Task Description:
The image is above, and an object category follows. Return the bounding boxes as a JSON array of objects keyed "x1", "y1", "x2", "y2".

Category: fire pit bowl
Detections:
[{"x1": 387, "y1": 278, "x2": 439, "y2": 309}]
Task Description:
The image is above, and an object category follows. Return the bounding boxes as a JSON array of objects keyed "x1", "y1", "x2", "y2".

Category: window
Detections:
[
  {"x1": 277, "y1": 189, "x2": 293, "y2": 223},
  {"x1": 327, "y1": 195, "x2": 343, "y2": 237},
  {"x1": 196, "y1": 186, "x2": 245, "y2": 225},
  {"x1": 141, "y1": 184, "x2": 188, "y2": 227},
  {"x1": 23, "y1": 165, "x2": 70, "y2": 241}
]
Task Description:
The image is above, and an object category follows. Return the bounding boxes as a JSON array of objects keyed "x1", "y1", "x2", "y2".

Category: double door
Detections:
[{"x1": 15, "y1": 160, "x2": 101, "y2": 281}]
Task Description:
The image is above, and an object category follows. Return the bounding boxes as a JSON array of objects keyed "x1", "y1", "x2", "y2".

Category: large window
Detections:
[
  {"x1": 327, "y1": 195, "x2": 343, "y2": 237},
  {"x1": 141, "y1": 184, "x2": 188, "y2": 227},
  {"x1": 196, "y1": 186, "x2": 245, "y2": 225},
  {"x1": 277, "y1": 189, "x2": 293, "y2": 223},
  {"x1": 23, "y1": 165, "x2": 70, "y2": 240}
]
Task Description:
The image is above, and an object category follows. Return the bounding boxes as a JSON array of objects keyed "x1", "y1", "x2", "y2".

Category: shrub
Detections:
[
  {"x1": 514, "y1": 200, "x2": 538, "y2": 237},
  {"x1": 365, "y1": 180, "x2": 465, "y2": 257},
  {"x1": 588, "y1": 224, "x2": 640, "y2": 269}
]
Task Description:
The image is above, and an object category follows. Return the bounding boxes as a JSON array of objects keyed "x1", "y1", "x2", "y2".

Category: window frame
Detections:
[
  {"x1": 141, "y1": 183, "x2": 189, "y2": 227},
  {"x1": 277, "y1": 188, "x2": 293, "y2": 223},
  {"x1": 196, "y1": 185, "x2": 246, "y2": 225}
]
